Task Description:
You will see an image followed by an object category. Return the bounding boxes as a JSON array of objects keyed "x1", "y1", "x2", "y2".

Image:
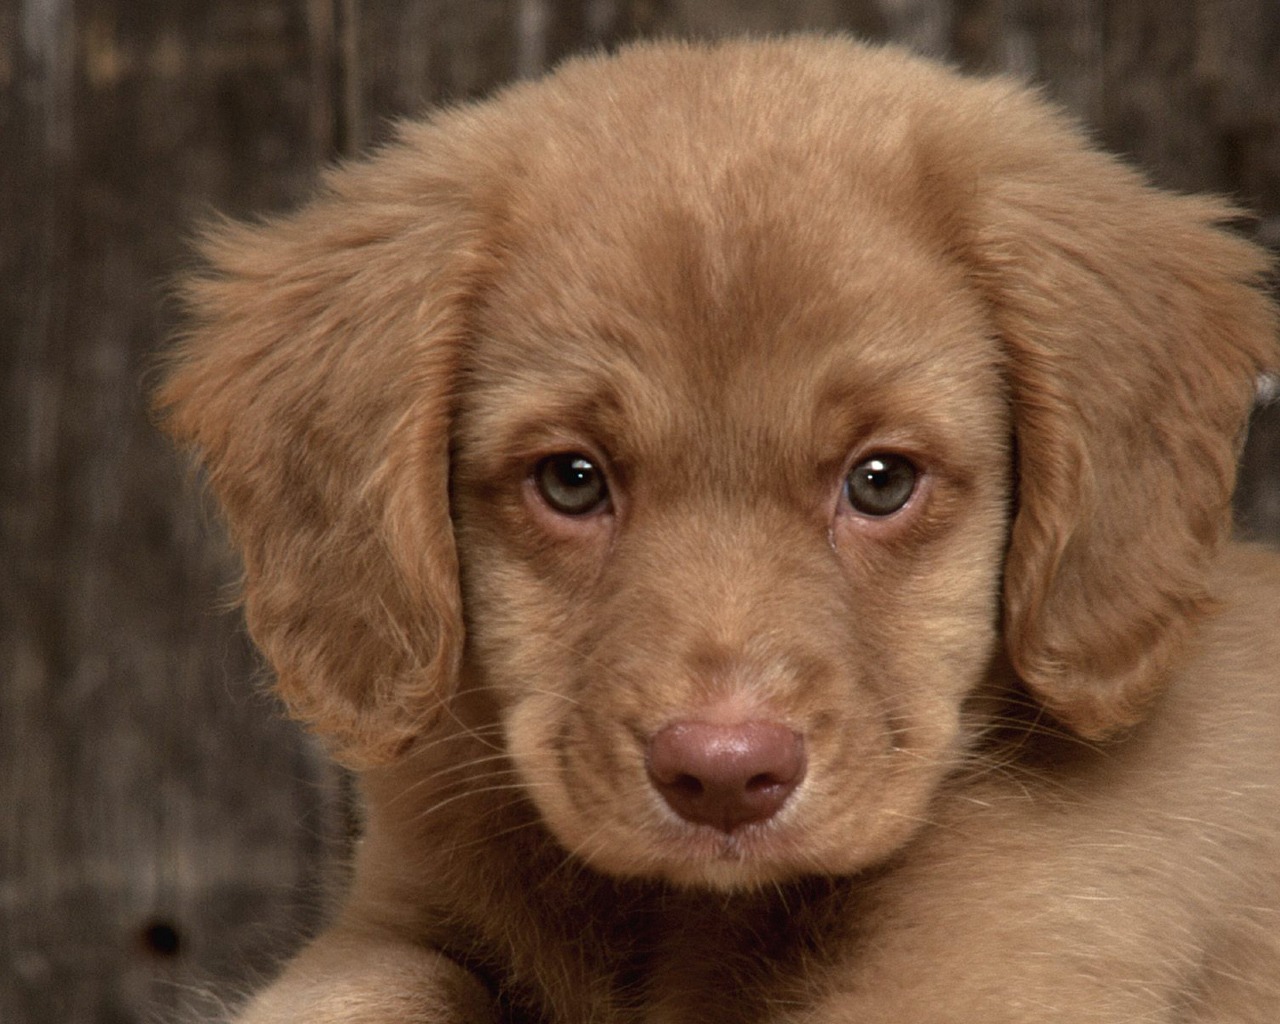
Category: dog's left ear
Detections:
[
  {"x1": 956, "y1": 90, "x2": 1279, "y2": 738},
  {"x1": 155, "y1": 125, "x2": 488, "y2": 768}
]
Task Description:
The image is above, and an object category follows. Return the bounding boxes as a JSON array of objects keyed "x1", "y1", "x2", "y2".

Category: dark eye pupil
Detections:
[
  {"x1": 536, "y1": 454, "x2": 607, "y2": 515},
  {"x1": 557, "y1": 458, "x2": 594, "y2": 489},
  {"x1": 846, "y1": 455, "x2": 916, "y2": 516}
]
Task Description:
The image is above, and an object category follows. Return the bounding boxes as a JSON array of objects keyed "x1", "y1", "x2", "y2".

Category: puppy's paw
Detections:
[{"x1": 235, "y1": 937, "x2": 497, "y2": 1024}]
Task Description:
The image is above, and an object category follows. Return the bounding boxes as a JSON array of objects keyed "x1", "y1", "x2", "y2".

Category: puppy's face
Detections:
[
  {"x1": 158, "y1": 39, "x2": 1273, "y2": 894},
  {"x1": 451, "y1": 161, "x2": 1011, "y2": 887}
]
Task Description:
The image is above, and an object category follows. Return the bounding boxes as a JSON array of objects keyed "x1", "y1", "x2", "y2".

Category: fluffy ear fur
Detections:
[
  {"x1": 155, "y1": 125, "x2": 485, "y2": 768},
  {"x1": 956, "y1": 90, "x2": 1279, "y2": 737}
]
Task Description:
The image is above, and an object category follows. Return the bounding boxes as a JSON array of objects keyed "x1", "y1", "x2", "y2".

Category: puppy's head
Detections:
[{"x1": 157, "y1": 39, "x2": 1277, "y2": 889}]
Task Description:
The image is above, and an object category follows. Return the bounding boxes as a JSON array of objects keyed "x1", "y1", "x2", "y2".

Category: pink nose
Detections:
[{"x1": 647, "y1": 721, "x2": 806, "y2": 833}]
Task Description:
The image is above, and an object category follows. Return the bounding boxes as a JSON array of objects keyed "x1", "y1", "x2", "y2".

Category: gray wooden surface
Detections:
[{"x1": 3, "y1": 2, "x2": 1278, "y2": 1021}]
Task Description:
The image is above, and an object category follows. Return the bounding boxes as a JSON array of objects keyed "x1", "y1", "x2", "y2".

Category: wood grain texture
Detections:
[
  {"x1": 2, "y1": 1, "x2": 1276, "y2": 1020},
  {"x1": 1, "y1": 2, "x2": 348, "y2": 1020}
]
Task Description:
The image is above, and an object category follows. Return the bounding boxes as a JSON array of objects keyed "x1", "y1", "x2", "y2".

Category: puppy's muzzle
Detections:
[{"x1": 646, "y1": 721, "x2": 807, "y2": 832}]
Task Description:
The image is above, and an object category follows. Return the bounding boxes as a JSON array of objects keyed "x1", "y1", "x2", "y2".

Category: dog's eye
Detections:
[
  {"x1": 534, "y1": 453, "x2": 609, "y2": 515},
  {"x1": 845, "y1": 454, "x2": 917, "y2": 516}
]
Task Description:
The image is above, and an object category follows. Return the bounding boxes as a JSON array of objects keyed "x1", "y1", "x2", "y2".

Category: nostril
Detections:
[
  {"x1": 747, "y1": 772, "x2": 780, "y2": 792},
  {"x1": 647, "y1": 720, "x2": 806, "y2": 833},
  {"x1": 670, "y1": 774, "x2": 705, "y2": 798}
]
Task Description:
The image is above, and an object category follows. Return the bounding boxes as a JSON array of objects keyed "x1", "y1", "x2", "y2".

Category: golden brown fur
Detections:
[{"x1": 156, "y1": 37, "x2": 1280, "y2": 1023}]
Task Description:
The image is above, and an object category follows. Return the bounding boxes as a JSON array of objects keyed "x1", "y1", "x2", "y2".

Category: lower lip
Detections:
[{"x1": 672, "y1": 821, "x2": 781, "y2": 863}]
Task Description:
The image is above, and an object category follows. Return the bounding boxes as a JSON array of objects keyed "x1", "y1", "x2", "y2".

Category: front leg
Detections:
[{"x1": 234, "y1": 926, "x2": 498, "y2": 1024}]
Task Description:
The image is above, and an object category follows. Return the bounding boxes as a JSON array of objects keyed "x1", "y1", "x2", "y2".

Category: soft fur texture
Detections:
[{"x1": 157, "y1": 37, "x2": 1280, "y2": 1023}]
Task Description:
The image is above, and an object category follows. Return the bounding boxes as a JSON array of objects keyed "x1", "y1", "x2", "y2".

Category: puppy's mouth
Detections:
[
  {"x1": 518, "y1": 702, "x2": 949, "y2": 888},
  {"x1": 536, "y1": 752, "x2": 929, "y2": 890},
  {"x1": 511, "y1": 711, "x2": 784, "y2": 884},
  {"x1": 675, "y1": 819, "x2": 792, "y2": 865},
  {"x1": 629, "y1": 807, "x2": 833, "y2": 890},
  {"x1": 710, "y1": 833, "x2": 747, "y2": 860}
]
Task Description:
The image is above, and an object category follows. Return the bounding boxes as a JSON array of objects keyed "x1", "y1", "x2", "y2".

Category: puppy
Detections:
[{"x1": 157, "y1": 36, "x2": 1280, "y2": 1023}]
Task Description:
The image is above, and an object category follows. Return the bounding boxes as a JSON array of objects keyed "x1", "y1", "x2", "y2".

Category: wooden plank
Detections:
[
  {"x1": 1, "y1": 2, "x2": 348, "y2": 1021},
  {"x1": 337, "y1": 0, "x2": 524, "y2": 151},
  {"x1": 647, "y1": 0, "x2": 892, "y2": 41}
]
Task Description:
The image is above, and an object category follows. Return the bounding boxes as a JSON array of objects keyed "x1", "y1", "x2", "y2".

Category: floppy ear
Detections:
[
  {"x1": 155, "y1": 127, "x2": 486, "y2": 768},
  {"x1": 957, "y1": 94, "x2": 1279, "y2": 738}
]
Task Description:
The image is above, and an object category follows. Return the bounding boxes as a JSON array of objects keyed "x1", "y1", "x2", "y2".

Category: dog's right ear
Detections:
[{"x1": 155, "y1": 125, "x2": 487, "y2": 769}]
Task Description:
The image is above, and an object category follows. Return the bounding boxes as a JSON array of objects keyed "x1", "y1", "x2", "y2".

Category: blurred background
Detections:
[{"x1": 2, "y1": 1, "x2": 1278, "y2": 1021}]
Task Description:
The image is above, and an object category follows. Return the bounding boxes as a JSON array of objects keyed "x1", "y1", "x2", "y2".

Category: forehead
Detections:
[
  {"x1": 466, "y1": 194, "x2": 999, "y2": 455},
  {"x1": 456, "y1": 66, "x2": 1005, "y2": 470}
]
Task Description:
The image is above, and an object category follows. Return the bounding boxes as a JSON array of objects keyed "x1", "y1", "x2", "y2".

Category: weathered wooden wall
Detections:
[{"x1": 2, "y1": 2, "x2": 1277, "y2": 1021}]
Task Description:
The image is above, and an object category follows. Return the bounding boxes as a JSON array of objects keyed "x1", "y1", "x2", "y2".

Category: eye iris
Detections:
[
  {"x1": 536, "y1": 454, "x2": 607, "y2": 514},
  {"x1": 846, "y1": 455, "x2": 917, "y2": 516}
]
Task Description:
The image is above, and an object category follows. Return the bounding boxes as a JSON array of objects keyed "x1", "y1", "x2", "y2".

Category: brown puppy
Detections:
[{"x1": 157, "y1": 37, "x2": 1280, "y2": 1023}]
